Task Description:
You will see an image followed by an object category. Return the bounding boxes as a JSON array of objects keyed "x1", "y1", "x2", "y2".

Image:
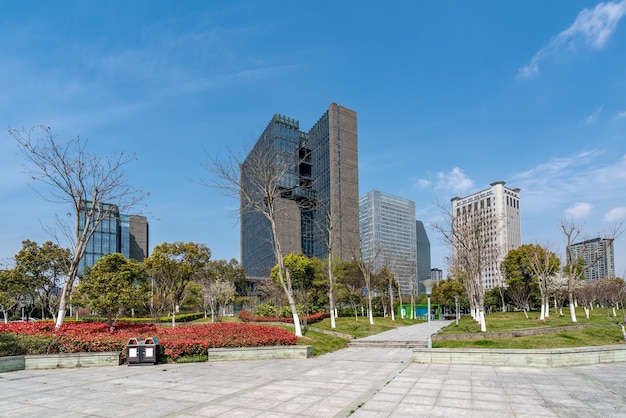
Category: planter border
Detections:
[
  {"x1": 207, "y1": 345, "x2": 312, "y2": 361},
  {"x1": 414, "y1": 345, "x2": 626, "y2": 367},
  {"x1": 1, "y1": 352, "x2": 121, "y2": 373}
]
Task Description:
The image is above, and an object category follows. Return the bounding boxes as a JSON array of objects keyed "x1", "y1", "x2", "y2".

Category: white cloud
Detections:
[
  {"x1": 615, "y1": 111, "x2": 626, "y2": 120},
  {"x1": 510, "y1": 150, "x2": 626, "y2": 217},
  {"x1": 604, "y1": 206, "x2": 626, "y2": 221},
  {"x1": 586, "y1": 105, "x2": 604, "y2": 123},
  {"x1": 435, "y1": 167, "x2": 474, "y2": 194},
  {"x1": 518, "y1": 0, "x2": 626, "y2": 78},
  {"x1": 565, "y1": 202, "x2": 593, "y2": 218},
  {"x1": 413, "y1": 177, "x2": 432, "y2": 188},
  {"x1": 514, "y1": 150, "x2": 601, "y2": 181}
]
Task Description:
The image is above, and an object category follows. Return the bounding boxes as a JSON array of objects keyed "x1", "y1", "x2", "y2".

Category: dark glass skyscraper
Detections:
[
  {"x1": 78, "y1": 203, "x2": 149, "y2": 275},
  {"x1": 241, "y1": 103, "x2": 359, "y2": 277},
  {"x1": 416, "y1": 220, "x2": 432, "y2": 295}
]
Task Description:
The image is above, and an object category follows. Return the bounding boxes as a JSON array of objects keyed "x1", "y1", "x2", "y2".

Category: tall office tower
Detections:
[
  {"x1": 78, "y1": 203, "x2": 149, "y2": 275},
  {"x1": 569, "y1": 238, "x2": 615, "y2": 281},
  {"x1": 415, "y1": 220, "x2": 432, "y2": 295},
  {"x1": 359, "y1": 190, "x2": 417, "y2": 296},
  {"x1": 451, "y1": 181, "x2": 521, "y2": 289},
  {"x1": 241, "y1": 103, "x2": 359, "y2": 277}
]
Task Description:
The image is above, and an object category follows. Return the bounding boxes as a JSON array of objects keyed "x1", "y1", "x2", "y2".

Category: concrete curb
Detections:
[
  {"x1": 0, "y1": 351, "x2": 121, "y2": 373},
  {"x1": 413, "y1": 345, "x2": 626, "y2": 367},
  {"x1": 207, "y1": 345, "x2": 312, "y2": 361}
]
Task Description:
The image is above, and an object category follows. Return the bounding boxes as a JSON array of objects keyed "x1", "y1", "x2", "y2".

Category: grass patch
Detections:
[
  {"x1": 435, "y1": 308, "x2": 626, "y2": 349},
  {"x1": 437, "y1": 309, "x2": 616, "y2": 335},
  {"x1": 310, "y1": 316, "x2": 425, "y2": 339},
  {"x1": 298, "y1": 329, "x2": 349, "y2": 356}
]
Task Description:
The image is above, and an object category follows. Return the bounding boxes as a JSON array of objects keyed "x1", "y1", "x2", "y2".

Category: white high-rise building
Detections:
[{"x1": 451, "y1": 181, "x2": 521, "y2": 289}]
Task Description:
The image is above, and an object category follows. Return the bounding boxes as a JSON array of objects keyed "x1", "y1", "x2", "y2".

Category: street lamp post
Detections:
[{"x1": 422, "y1": 279, "x2": 436, "y2": 349}]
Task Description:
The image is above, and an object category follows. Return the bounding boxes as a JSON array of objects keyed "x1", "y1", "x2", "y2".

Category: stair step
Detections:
[{"x1": 348, "y1": 340, "x2": 427, "y2": 349}]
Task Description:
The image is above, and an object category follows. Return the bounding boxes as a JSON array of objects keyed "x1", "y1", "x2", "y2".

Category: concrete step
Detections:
[{"x1": 348, "y1": 340, "x2": 427, "y2": 349}]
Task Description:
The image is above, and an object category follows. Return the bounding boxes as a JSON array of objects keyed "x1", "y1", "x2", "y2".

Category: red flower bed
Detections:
[
  {"x1": 238, "y1": 311, "x2": 329, "y2": 324},
  {"x1": 0, "y1": 321, "x2": 297, "y2": 360}
]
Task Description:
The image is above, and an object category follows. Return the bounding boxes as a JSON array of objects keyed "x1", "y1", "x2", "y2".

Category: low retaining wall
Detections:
[
  {"x1": 432, "y1": 324, "x2": 601, "y2": 341},
  {"x1": 413, "y1": 345, "x2": 626, "y2": 367},
  {"x1": 207, "y1": 345, "x2": 312, "y2": 361},
  {"x1": 0, "y1": 352, "x2": 121, "y2": 373},
  {"x1": 0, "y1": 356, "x2": 26, "y2": 373}
]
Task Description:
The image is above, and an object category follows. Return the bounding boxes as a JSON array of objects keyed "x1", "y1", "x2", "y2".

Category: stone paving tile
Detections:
[{"x1": 2, "y1": 321, "x2": 626, "y2": 417}]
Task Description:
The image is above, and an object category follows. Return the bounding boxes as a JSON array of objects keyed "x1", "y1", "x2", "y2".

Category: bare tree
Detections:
[
  {"x1": 205, "y1": 141, "x2": 305, "y2": 336},
  {"x1": 352, "y1": 241, "x2": 382, "y2": 325},
  {"x1": 9, "y1": 126, "x2": 145, "y2": 328},
  {"x1": 575, "y1": 280, "x2": 597, "y2": 319},
  {"x1": 379, "y1": 245, "x2": 406, "y2": 321},
  {"x1": 432, "y1": 201, "x2": 501, "y2": 332},
  {"x1": 525, "y1": 243, "x2": 560, "y2": 320},
  {"x1": 560, "y1": 219, "x2": 623, "y2": 323},
  {"x1": 313, "y1": 198, "x2": 341, "y2": 328}
]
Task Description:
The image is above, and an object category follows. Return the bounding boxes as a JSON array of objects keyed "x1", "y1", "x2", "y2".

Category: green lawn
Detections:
[
  {"x1": 435, "y1": 308, "x2": 626, "y2": 349},
  {"x1": 437, "y1": 308, "x2": 618, "y2": 335},
  {"x1": 194, "y1": 309, "x2": 625, "y2": 356},
  {"x1": 310, "y1": 316, "x2": 425, "y2": 338}
]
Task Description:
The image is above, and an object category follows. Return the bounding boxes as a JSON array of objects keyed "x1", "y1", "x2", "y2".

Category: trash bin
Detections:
[
  {"x1": 143, "y1": 337, "x2": 160, "y2": 364},
  {"x1": 126, "y1": 338, "x2": 144, "y2": 365}
]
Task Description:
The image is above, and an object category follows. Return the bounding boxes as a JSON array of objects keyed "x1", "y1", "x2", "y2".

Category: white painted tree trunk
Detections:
[
  {"x1": 569, "y1": 302, "x2": 577, "y2": 323},
  {"x1": 367, "y1": 291, "x2": 374, "y2": 325},
  {"x1": 479, "y1": 310, "x2": 486, "y2": 332}
]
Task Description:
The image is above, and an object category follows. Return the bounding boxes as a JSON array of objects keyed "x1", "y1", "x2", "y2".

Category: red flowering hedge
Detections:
[
  {"x1": 238, "y1": 310, "x2": 329, "y2": 324},
  {"x1": 0, "y1": 321, "x2": 297, "y2": 360}
]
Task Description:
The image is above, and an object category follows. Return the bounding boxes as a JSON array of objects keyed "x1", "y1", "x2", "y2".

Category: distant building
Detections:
[
  {"x1": 430, "y1": 268, "x2": 443, "y2": 284},
  {"x1": 569, "y1": 238, "x2": 615, "y2": 281},
  {"x1": 359, "y1": 190, "x2": 418, "y2": 296},
  {"x1": 78, "y1": 202, "x2": 149, "y2": 275},
  {"x1": 451, "y1": 181, "x2": 521, "y2": 289},
  {"x1": 416, "y1": 220, "x2": 432, "y2": 295},
  {"x1": 241, "y1": 103, "x2": 360, "y2": 277}
]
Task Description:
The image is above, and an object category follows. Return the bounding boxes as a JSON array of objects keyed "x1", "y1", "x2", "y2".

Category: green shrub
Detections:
[
  {"x1": 0, "y1": 333, "x2": 22, "y2": 356},
  {"x1": 0, "y1": 333, "x2": 59, "y2": 356}
]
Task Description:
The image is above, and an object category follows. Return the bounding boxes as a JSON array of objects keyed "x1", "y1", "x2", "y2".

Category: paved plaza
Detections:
[{"x1": 1, "y1": 321, "x2": 625, "y2": 417}]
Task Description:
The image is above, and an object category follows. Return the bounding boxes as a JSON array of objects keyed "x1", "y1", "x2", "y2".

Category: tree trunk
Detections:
[
  {"x1": 389, "y1": 279, "x2": 395, "y2": 321},
  {"x1": 55, "y1": 279, "x2": 73, "y2": 328},
  {"x1": 367, "y1": 291, "x2": 374, "y2": 325},
  {"x1": 479, "y1": 310, "x2": 486, "y2": 332},
  {"x1": 328, "y1": 253, "x2": 336, "y2": 329},
  {"x1": 568, "y1": 291, "x2": 577, "y2": 322}
]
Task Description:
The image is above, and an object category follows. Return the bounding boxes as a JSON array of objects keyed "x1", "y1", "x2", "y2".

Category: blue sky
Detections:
[{"x1": 1, "y1": 1, "x2": 625, "y2": 277}]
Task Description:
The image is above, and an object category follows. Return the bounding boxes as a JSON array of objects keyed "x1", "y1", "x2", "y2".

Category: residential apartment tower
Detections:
[{"x1": 451, "y1": 181, "x2": 521, "y2": 289}]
